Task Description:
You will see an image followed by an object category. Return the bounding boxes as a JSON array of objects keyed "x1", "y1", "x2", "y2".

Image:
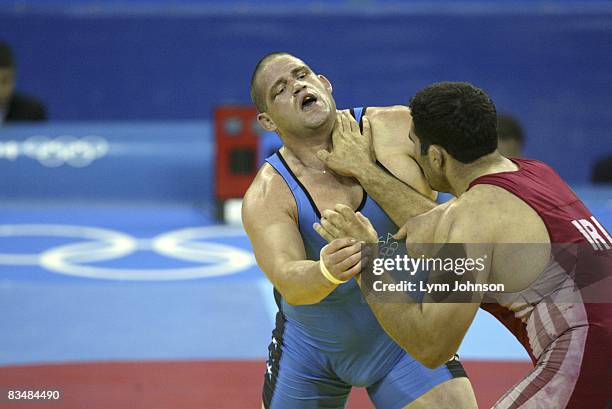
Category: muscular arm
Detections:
[
  {"x1": 319, "y1": 107, "x2": 437, "y2": 227},
  {"x1": 354, "y1": 161, "x2": 436, "y2": 226},
  {"x1": 316, "y1": 201, "x2": 492, "y2": 368},
  {"x1": 242, "y1": 165, "x2": 361, "y2": 305},
  {"x1": 364, "y1": 203, "x2": 493, "y2": 367},
  {"x1": 363, "y1": 106, "x2": 439, "y2": 223}
]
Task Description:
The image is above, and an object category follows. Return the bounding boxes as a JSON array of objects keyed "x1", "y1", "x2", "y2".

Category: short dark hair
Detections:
[
  {"x1": 0, "y1": 41, "x2": 14, "y2": 68},
  {"x1": 250, "y1": 52, "x2": 291, "y2": 113},
  {"x1": 409, "y1": 81, "x2": 498, "y2": 164},
  {"x1": 497, "y1": 114, "x2": 524, "y2": 144}
]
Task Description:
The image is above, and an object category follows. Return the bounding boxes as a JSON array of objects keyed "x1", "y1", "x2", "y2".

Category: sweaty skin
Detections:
[
  {"x1": 242, "y1": 108, "x2": 427, "y2": 305},
  {"x1": 243, "y1": 54, "x2": 477, "y2": 409},
  {"x1": 316, "y1": 119, "x2": 551, "y2": 368},
  {"x1": 318, "y1": 109, "x2": 438, "y2": 226},
  {"x1": 244, "y1": 56, "x2": 437, "y2": 306}
]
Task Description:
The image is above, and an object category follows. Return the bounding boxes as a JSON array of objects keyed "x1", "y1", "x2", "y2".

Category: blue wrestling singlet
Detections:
[{"x1": 262, "y1": 107, "x2": 466, "y2": 409}]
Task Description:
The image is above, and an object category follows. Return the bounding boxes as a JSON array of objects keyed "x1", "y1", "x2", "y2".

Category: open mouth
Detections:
[{"x1": 300, "y1": 94, "x2": 318, "y2": 110}]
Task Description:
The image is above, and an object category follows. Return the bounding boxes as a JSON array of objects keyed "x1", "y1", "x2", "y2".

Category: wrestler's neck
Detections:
[
  {"x1": 280, "y1": 128, "x2": 332, "y2": 173},
  {"x1": 447, "y1": 151, "x2": 518, "y2": 197}
]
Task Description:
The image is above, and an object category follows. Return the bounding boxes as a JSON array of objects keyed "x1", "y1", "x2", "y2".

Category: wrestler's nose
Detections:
[{"x1": 293, "y1": 82, "x2": 306, "y2": 95}]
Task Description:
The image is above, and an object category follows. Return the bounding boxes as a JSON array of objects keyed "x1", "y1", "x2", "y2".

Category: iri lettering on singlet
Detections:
[{"x1": 571, "y1": 216, "x2": 612, "y2": 250}]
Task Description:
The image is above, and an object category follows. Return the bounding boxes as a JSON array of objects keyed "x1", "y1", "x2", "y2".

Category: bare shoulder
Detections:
[
  {"x1": 432, "y1": 187, "x2": 499, "y2": 243},
  {"x1": 451, "y1": 185, "x2": 500, "y2": 216},
  {"x1": 442, "y1": 184, "x2": 548, "y2": 243},
  {"x1": 241, "y1": 163, "x2": 298, "y2": 227},
  {"x1": 339, "y1": 105, "x2": 410, "y2": 118},
  {"x1": 365, "y1": 105, "x2": 411, "y2": 120},
  {"x1": 458, "y1": 184, "x2": 532, "y2": 224}
]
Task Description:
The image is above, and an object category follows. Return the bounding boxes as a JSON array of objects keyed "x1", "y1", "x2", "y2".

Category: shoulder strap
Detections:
[
  {"x1": 265, "y1": 151, "x2": 300, "y2": 193},
  {"x1": 265, "y1": 150, "x2": 322, "y2": 219}
]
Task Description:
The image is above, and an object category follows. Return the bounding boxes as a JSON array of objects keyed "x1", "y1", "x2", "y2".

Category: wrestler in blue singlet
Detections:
[{"x1": 262, "y1": 107, "x2": 466, "y2": 409}]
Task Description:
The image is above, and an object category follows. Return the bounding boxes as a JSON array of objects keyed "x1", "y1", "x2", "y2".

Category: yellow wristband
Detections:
[{"x1": 319, "y1": 247, "x2": 348, "y2": 285}]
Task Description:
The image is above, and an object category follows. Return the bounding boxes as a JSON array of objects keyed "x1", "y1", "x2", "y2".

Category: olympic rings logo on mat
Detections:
[
  {"x1": 0, "y1": 224, "x2": 255, "y2": 281},
  {"x1": 0, "y1": 136, "x2": 109, "y2": 167}
]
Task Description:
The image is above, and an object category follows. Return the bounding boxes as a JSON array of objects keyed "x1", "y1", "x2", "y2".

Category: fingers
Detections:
[
  {"x1": 320, "y1": 217, "x2": 340, "y2": 238},
  {"x1": 313, "y1": 222, "x2": 335, "y2": 243},
  {"x1": 322, "y1": 209, "x2": 345, "y2": 228},
  {"x1": 345, "y1": 111, "x2": 358, "y2": 133},
  {"x1": 338, "y1": 111, "x2": 358, "y2": 134},
  {"x1": 393, "y1": 223, "x2": 408, "y2": 240},
  {"x1": 335, "y1": 249, "x2": 362, "y2": 272},
  {"x1": 337, "y1": 259, "x2": 362, "y2": 281},
  {"x1": 320, "y1": 238, "x2": 366, "y2": 283},
  {"x1": 326, "y1": 242, "x2": 362, "y2": 269},
  {"x1": 334, "y1": 203, "x2": 357, "y2": 222},
  {"x1": 331, "y1": 241, "x2": 361, "y2": 260},
  {"x1": 356, "y1": 211, "x2": 379, "y2": 243},
  {"x1": 331, "y1": 111, "x2": 347, "y2": 148},
  {"x1": 335, "y1": 111, "x2": 344, "y2": 133},
  {"x1": 324, "y1": 237, "x2": 357, "y2": 254},
  {"x1": 340, "y1": 111, "x2": 350, "y2": 134},
  {"x1": 356, "y1": 211, "x2": 374, "y2": 229},
  {"x1": 331, "y1": 111, "x2": 366, "y2": 148}
]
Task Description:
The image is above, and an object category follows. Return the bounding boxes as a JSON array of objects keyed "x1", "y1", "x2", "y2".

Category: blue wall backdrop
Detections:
[
  {"x1": 1, "y1": 1, "x2": 611, "y2": 183},
  {"x1": 0, "y1": 6, "x2": 611, "y2": 399}
]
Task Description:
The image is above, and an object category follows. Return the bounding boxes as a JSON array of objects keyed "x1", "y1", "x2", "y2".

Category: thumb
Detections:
[
  {"x1": 317, "y1": 150, "x2": 330, "y2": 163},
  {"x1": 393, "y1": 224, "x2": 408, "y2": 240}
]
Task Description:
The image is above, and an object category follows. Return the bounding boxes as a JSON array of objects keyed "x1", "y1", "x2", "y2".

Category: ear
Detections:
[
  {"x1": 428, "y1": 145, "x2": 446, "y2": 171},
  {"x1": 318, "y1": 74, "x2": 333, "y2": 94},
  {"x1": 257, "y1": 112, "x2": 277, "y2": 132}
]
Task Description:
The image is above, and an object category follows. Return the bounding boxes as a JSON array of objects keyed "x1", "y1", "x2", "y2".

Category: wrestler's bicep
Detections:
[{"x1": 242, "y1": 199, "x2": 306, "y2": 284}]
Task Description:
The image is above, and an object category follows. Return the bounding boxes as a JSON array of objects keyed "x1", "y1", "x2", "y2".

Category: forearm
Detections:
[
  {"x1": 361, "y1": 284, "x2": 456, "y2": 368},
  {"x1": 356, "y1": 163, "x2": 437, "y2": 225},
  {"x1": 275, "y1": 260, "x2": 337, "y2": 305},
  {"x1": 357, "y1": 272, "x2": 428, "y2": 357}
]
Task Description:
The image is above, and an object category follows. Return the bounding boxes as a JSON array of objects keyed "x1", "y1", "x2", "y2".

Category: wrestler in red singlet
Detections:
[{"x1": 471, "y1": 158, "x2": 612, "y2": 409}]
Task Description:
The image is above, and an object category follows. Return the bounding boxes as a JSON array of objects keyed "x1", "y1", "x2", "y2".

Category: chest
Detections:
[{"x1": 296, "y1": 172, "x2": 364, "y2": 215}]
